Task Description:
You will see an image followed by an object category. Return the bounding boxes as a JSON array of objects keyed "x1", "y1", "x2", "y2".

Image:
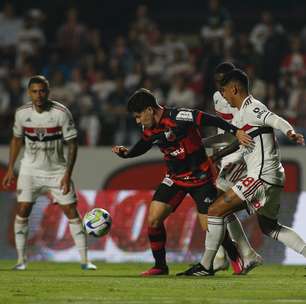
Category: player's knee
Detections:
[
  {"x1": 17, "y1": 204, "x2": 32, "y2": 218},
  {"x1": 208, "y1": 204, "x2": 224, "y2": 217},
  {"x1": 61, "y1": 203, "x2": 79, "y2": 219},
  {"x1": 147, "y1": 214, "x2": 164, "y2": 228},
  {"x1": 257, "y1": 214, "x2": 279, "y2": 237}
]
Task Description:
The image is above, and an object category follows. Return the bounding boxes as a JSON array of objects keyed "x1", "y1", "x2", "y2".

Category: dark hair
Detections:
[
  {"x1": 214, "y1": 62, "x2": 235, "y2": 76},
  {"x1": 127, "y1": 88, "x2": 159, "y2": 113},
  {"x1": 28, "y1": 75, "x2": 49, "y2": 89},
  {"x1": 220, "y1": 68, "x2": 249, "y2": 92}
]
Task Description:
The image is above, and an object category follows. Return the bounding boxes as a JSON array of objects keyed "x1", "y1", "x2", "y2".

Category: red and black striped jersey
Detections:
[{"x1": 125, "y1": 107, "x2": 238, "y2": 187}]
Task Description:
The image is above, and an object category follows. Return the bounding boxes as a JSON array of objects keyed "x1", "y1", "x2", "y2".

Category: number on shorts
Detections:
[{"x1": 242, "y1": 176, "x2": 255, "y2": 187}]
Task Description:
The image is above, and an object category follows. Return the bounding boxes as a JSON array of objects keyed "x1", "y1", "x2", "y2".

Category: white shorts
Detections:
[
  {"x1": 216, "y1": 161, "x2": 247, "y2": 192},
  {"x1": 232, "y1": 175, "x2": 282, "y2": 219},
  {"x1": 17, "y1": 174, "x2": 77, "y2": 205}
]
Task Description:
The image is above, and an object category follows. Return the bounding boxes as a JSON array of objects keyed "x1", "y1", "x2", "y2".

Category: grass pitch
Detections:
[{"x1": 0, "y1": 261, "x2": 305, "y2": 304}]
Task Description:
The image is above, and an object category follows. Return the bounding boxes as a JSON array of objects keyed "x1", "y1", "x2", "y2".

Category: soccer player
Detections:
[
  {"x1": 210, "y1": 62, "x2": 263, "y2": 274},
  {"x1": 2, "y1": 75, "x2": 96, "y2": 271},
  {"x1": 178, "y1": 68, "x2": 306, "y2": 276},
  {"x1": 112, "y1": 88, "x2": 252, "y2": 276}
]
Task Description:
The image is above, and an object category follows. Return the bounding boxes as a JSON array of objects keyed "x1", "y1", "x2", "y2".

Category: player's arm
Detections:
[
  {"x1": 112, "y1": 138, "x2": 153, "y2": 158},
  {"x1": 2, "y1": 136, "x2": 23, "y2": 188},
  {"x1": 265, "y1": 113, "x2": 305, "y2": 145},
  {"x1": 195, "y1": 111, "x2": 253, "y2": 146},
  {"x1": 60, "y1": 109, "x2": 78, "y2": 194},
  {"x1": 247, "y1": 103, "x2": 305, "y2": 146},
  {"x1": 60, "y1": 137, "x2": 78, "y2": 195},
  {"x1": 210, "y1": 139, "x2": 240, "y2": 162}
]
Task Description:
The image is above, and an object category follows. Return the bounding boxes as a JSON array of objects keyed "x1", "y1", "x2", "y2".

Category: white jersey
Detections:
[
  {"x1": 232, "y1": 95, "x2": 285, "y2": 186},
  {"x1": 13, "y1": 100, "x2": 77, "y2": 176},
  {"x1": 213, "y1": 91, "x2": 242, "y2": 166}
]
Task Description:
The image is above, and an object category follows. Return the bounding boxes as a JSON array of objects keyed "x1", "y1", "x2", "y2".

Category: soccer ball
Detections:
[{"x1": 83, "y1": 208, "x2": 112, "y2": 237}]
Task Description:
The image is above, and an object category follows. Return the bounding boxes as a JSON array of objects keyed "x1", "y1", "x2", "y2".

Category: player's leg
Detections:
[
  {"x1": 52, "y1": 176, "x2": 96, "y2": 270},
  {"x1": 177, "y1": 188, "x2": 244, "y2": 276},
  {"x1": 142, "y1": 182, "x2": 186, "y2": 276},
  {"x1": 14, "y1": 202, "x2": 33, "y2": 270},
  {"x1": 256, "y1": 185, "x2": 306, "y2": 259},
  {"x1": 13, "y1": 174, "x2": 37, "y2": 270},
  {"x1": 202, "y1": 189, "x2": 245, "y2": 273},
  {"x1": 59, "y1": 203, "x2": 96, "y2": 270},
  {"x1": 191, "y1": 183, "x2": 243, "y2": 274},
  {"x1": 258, "y1": 214, "x2": 306, "y2": 257},
  {"x1": 217, "y1": 166, "x2": 262, "y2": 271},
  {"x1": 226, "y1": 213, "x2": 263, "y2": 272}
]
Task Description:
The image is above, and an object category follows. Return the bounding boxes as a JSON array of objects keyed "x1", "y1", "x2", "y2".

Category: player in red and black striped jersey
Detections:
[{"x1": 112, "y1": 88, "x2": 252, "y2": 276}]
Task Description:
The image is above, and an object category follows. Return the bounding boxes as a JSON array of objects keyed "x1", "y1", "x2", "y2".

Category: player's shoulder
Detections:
[
  {"x1": 16, "y1": 102, "x2": 32, "y2": 114},
  {"x1": 171, "y1": 107, "x2": 195, "y2": 122},
  {"x1": 213, "y1": 91, "x2": 223, "y2": 103},
  {"x1": 50, "y1": 100, "x2": 72, "y2": 116},
  {"x1": 242, "y1": 96, "x2": 267, "y2": 112}
]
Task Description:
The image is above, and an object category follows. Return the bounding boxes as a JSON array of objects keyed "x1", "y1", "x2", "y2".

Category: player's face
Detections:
[
  {"x1": 221, "y1": 83, "x2": 236, "y2": 107},
  {"x1": 28, "y1": 83, "x2": 49, "y2": 108},
  {"x1": 133, "y1": 107, "x2": 154, "y2": 129}
]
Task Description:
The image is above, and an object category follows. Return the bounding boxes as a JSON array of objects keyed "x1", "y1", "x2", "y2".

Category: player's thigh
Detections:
[
  {"x1": 150, "y1": 182, "x2": 186, "y2": 225},
  {"x1": 189, "y1": 182, "x2": 218, "y2": 215},
  {"x1": 256, "y1": 185, "x2": 282, "y2": 220},
  {"x1": 16, "y1": 175, "x2": 41, "y2": 205},
  {"x1": 48, "y1": 175, "x2": 78, "y2": 206},
  {"x1": 216, "y1": 162, "x2": 247, "y2": 192},
  {"x1": 233, "y1": 175, "x2": 281, "y2": 219},
  {"x1": 208, "y1": 188, "x2": 245, "y2": 217}
]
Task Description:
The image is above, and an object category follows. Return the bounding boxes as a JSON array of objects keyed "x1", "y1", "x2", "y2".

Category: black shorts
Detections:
[{"x1": 153, "y1": 177, "x2": 217, "y2": 214}]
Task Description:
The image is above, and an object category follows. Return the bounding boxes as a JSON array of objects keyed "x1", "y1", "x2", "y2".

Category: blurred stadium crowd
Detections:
[{"x1": 1, "y1": 0, "x2": 306, "y2": 145}]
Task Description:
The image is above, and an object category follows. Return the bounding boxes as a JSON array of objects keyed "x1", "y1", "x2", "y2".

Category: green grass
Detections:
[{"x1": 0, "y1": 261, "x2": 305, "y2": 304}]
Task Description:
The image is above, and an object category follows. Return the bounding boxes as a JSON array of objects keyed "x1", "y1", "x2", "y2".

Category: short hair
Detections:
[
  {"x1": 28, "y1": 75, "x2": 49, "y2": 89},
  {"x1": 127, "y1": 88, "x2": 159, "y2": 113},
  {"x1": 214, "y1": 62, "x2": 235, "y2": 76},
  {"x1": 220, "y1": 68, "x2": 249, "y2": 92}
]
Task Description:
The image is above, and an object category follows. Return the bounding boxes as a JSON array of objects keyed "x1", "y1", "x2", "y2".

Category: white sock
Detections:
[
  {"x1": 226, "y1": 213, "x2": 255, "y2": 260},
  {"x1": 274, "y1": 224, "x2": 306, "y2": 256},
  {"x1": 14, "y1": 215, "x2": 29, "y2": 264},
  {"x1": 202, "y1": 216, "x2": 225, "y2": 270},
  {"x1": 69, "y1": 218, "x2": 88, "y2": 264}
]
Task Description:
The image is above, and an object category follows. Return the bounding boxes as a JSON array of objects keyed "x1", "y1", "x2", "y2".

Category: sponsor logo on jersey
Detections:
[
  {"x1": 253, "y1": 107, "x2": 268, "y2": 119},
  {"x1": 176, "y1": 111, "x2": 193, "y2": 121},
  {"x1": 169, "y1": 147, "x2": 185, "y2": 156},
  {"x1": 162, "y1": 177, "x2": 174, "y2": 187},
  {"x1": 35, "y1": 128, "x2": 47, "y2": 140}
]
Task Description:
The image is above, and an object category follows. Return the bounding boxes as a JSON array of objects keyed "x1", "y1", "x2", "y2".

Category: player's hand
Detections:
[
  {"x1": 2, "y1": 169, "x2": 15, "y2": 189},
  {"x1": 287, "y1": 130, "x2": 305, "y2": 146},
  {"x1": 60, "y1": 173, "x2": 71, "y2": 195},
  {"x1": 112, "y1": 145, "x2": 128, "y2": 158},
  {"x1": 236, "y1": 130, "x2": 253, "y2": 147}
]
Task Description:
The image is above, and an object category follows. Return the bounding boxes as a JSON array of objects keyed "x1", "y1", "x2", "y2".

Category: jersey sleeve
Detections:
[
  {"x1": 13, "y1": 111, "x2": 23, "y2": 138},
  {"x1": 61, "y1": 109, "x2": 78, "y2": 141},
  {"x1": 192, "y1": 109, "x2": 238, "y2": 135},
  {"x1": 245, "y1": 102, "x2": 273, "y2": 127}
]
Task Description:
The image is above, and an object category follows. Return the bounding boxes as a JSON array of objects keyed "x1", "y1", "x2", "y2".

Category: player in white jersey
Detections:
[
  {"x1": 210, "y1": 63, "x2": 262, "y2": 274},
  {"x1": 2, "y1": 75, "x2": 96, "y2": 271},
  {"x1": 182, "y1": 68, "x2": 306, "y2": 276}
]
